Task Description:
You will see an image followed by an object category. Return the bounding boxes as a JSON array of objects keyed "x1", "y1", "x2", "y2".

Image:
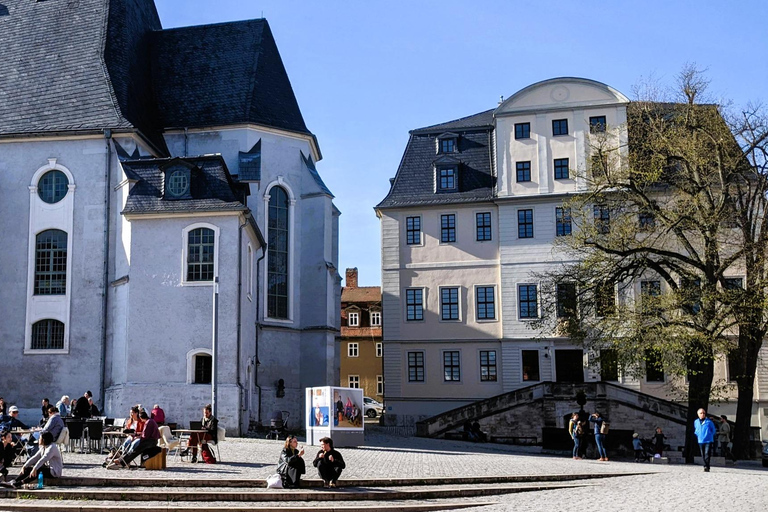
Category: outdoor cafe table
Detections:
[{"x1": 172, "y1": 429, "x2": 208, "y2": 459}]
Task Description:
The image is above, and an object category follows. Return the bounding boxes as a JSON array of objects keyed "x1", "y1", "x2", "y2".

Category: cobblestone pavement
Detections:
[{"x1": 29, "y1": 427, "x2": 768, "y2": 511}]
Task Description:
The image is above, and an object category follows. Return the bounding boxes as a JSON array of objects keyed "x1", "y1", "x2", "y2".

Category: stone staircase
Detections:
[{"x1": 0, "y1": 473, "x2": 643, "y2": 511}]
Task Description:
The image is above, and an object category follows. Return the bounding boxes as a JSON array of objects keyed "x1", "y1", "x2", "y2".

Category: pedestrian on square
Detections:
[
  {"x1": 632, "y1": 433, "x2": 644, "y2": 462},
  {"x1": 717, "y1": 415, "x2": 731, "y2": 459},
  {"x1": 568, "y1": 412, "x2": 582, "y2": 460},
  {"x1": 313, "y1": 437, "x2": 345, "y2": 487},
  {"x1": 694, "y1": 408, "x2": 716, "y2": 472},
  {"x1": 589, "y1": 412, "x2": 608, "y2": 461},
  {"x1": 653, "y1": 427, "x2": 666, "y2": 457}
]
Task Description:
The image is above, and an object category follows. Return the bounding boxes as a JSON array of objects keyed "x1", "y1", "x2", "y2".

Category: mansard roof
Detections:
[
  {"x1": 0, "y1": 0, "x2": 312, "y2": 155},
  {"x1": 377, "y1": 111, "x2": 495, "y2": 209},
  {"x1": 121, "y1": 155, "x2": 249, "y2": 215}
]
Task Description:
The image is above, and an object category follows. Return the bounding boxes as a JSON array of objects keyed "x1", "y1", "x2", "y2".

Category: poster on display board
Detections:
[{"x1": 306, "y1": 386, "x2": 364, "y2": 447}]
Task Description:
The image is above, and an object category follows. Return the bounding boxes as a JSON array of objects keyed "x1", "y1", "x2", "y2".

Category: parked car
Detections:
[
  {"x1": 762, "y1": 442, "x2": 768, "y2": 467},
  {"x1": 363, "y1": 397, "x2": 384, "y2": 418}
]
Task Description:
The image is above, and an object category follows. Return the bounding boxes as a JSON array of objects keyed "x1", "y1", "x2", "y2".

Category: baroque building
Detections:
[
  {"x1": 376, "y1": 77, "x2": 768, "y2": 440},
  {"x1": 0, "y1": 0, "x2": 340, "y2": 433}
]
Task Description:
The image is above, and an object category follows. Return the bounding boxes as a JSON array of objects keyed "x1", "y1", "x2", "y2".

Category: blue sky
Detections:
[{"x1": 155, "y1": 0, "x2": 768, "y2": 287}]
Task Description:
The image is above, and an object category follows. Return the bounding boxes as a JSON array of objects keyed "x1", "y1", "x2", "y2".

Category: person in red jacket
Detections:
[{"x1": 150, "y1": 404, "x2": 165, "y2": 425}]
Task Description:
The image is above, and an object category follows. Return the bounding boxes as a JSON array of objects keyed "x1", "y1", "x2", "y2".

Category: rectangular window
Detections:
[
  {"x1": 639, "y1": 210, "x2": 656, "y2": 230},
  {"x1": 476, "y1": 212, "x2": 492, "y2": 241},
  {"x1": 522, "y1": 350, "x2": 540, "y2": 381},
  {"x1": 681, "y1": 278, "x2": 702, "y2": 315},
  {"x1": 187, "y1": 227, "x2": 215, "y2": 282},
  {"x1": 440, "y1": 138, "x2": 455, "y2": 153},
  {"x1": 556, "y1": 207, "x2": 572, "y2": 236},
  {"x1": 348, "y1": 312, "x2": 359, "y2": 326},
  {"x1": 408, "y1": 351, "x2": 424, "y2": 382},
  {"x1": 727, "y1": 350, "x2": 739, "y2": 382},
  {"x1": 589, "y1": 115, "x2": 607, "y2": 133},
  {"x1": 514, "y1": 122, "x2": 530, "y2": 139},
  {"x1": 376, "y1": 342, "x2": 383, "y2": 357},
  {"x1": 476, "y1": 286, "x2": 495, "y2": 320},
  {"x1": 641, "y1": 280, "x2": 661, "y2": 315},
  {"x1": 194, "y1": 354, "x2": 212, "y2": 384},
  {"x1": 406, "y1": 216, "x2": 421, "y2": 245},
  {"x1": 645, "y1": 349, "x2": 664, "y2": 382},
  {"x1": 594, "y1": 204, "x2": 610, "y2": 234},
  {"x1": 406, "y1": 288, "x2": 423, "y2": 321},
  {"x1": 724, "y1": 277, "x2": 744, "y2": 290},
  {"x1": 441, "y1": 287, "x2": 460, "y2": 321},
  {"x1": 552, "y1": 118, "x2": 568, "y2": 136},
  {"x1": 518, "y1": 284, "x2": 538, "y2": 319},
  {"x1": 441, "y1": 214, "x2": 456, "y2": 243},
  {"x1": 438, "y1": 167, "x2": 457, "y2": 191},
  {"x1": 370, "y1": 311, "x2": 382, "y2": 326},
  {"x1": 596, "y1": 281, "x2": 616, "y2": 316},
  {"x1": 516, "y1": 161, "x2": 531, "y2": 182},
  {"x1": 557, "y1": 283, "x2": 577, "y2": 319},
  {"x1": 348, "y1": 375, "x2": 360, "y2": 388},
  {"x1": 554, "y1": 158, "x2": 569, "y2": 179},
  {"x1": 443, "y1": 351, "x2": 461, "y2": 381},
  {"x1": 480, "y1": 350, "x2": 497, "y2": 381},
  {"x1": 518, "y1": 209, "x2": 534, "y2": 238},
  {"x1": 376, "y1": 375, "x2": 384, "y2": 395},
  {"x1": 348, "y1": 342, "x2": 359, "y2": 357},
  {"x1": 600, "y1": 349, "x2": 619, "y2": 381}
]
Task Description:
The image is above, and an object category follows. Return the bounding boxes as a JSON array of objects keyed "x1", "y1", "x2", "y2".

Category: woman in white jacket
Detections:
[{"x1": 4, "y1": 432, "x2": 62, "y2": 488}]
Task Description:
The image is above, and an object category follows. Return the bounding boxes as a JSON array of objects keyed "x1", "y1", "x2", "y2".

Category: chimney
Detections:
[{"x1": 345, "y1": 268, "x2": 358, "y2": 288}]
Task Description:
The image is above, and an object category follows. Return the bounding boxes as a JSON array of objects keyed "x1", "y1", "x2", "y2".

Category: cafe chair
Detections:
[
  {"x1": 55, "y1": 427, "x2": 70, "y2": 462},
  {"x1": 207, "y1": 425, "x2": 226, "y2": 462},
  {"x1": 158, "y1": 426, "x2": 180, "y2": 455}
]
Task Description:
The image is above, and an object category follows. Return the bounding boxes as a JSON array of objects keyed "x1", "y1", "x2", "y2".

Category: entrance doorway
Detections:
[{"x1": 555, "y1": 349, "x2": 584, "y2": 382}]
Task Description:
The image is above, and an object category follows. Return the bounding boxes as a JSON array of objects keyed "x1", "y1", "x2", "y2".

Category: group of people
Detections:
[
  {"x1": 568, "y1": 411, "x2": 609, "y2": 461},
  {"x1": 277, "y1": 436, "x2": 345, "y2": 488}
]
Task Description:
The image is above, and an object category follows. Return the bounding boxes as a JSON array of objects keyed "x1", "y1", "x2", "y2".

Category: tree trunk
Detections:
[
  {"x1": 684, "y1": 351, "x2": 714, "y2": 464},
  {"x1": 733, "y1": 325, "x2": 763, "y2": 460}
]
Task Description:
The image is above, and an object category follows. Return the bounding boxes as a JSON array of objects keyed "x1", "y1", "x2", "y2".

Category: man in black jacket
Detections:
[
  {"x1": 312, "y1": 437, "x2": 345, "y2": 487},
  {"x1": 72, "y1": 391, "x2": 92, "y2": 419}
]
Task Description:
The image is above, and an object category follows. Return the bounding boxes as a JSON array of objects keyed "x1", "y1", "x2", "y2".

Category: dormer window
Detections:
[
  {"x1": 162, "y1": 161, "x2": 197, "y2": 200},
  {"x1": 438, "y1": 166, "x2": 457, "y2": 191},
  {"x1": 437, "y1": 132, "x2": 459, "y2": 154}
]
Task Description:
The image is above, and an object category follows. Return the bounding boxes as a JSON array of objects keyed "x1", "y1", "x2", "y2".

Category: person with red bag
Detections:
[{"x1": 181, "y1": 404, "x2": 218, "y2": 463}]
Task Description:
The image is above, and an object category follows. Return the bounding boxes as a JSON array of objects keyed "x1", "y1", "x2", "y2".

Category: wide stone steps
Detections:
[{"x1": 0, "y1": 473, "x2": 643, "y2": 511}]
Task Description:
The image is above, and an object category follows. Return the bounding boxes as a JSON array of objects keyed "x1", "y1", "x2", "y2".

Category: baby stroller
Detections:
[{"x1": 266, "y1": 411, "x2": 290, "y2": 440}]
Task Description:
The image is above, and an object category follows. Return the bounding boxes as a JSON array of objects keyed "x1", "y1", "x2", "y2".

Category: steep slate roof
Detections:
[
  {"x1": 122, "y1": 155, "x2": 249, "y2": 215},
  {"x1": 1, "y1": 0, "x2": 312, "y2": 154},
  {"x1": 377, "y1": 111, "x2": 495, "y2": 209}
]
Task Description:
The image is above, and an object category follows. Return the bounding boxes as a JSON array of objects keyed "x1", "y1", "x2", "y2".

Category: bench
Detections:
[{"x1": 142, "y1": 447, "x2": 167, "y2": 470}]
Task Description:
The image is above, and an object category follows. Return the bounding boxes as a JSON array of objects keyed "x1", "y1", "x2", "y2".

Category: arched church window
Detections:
[
  {"x1": 35, "y1": 229, "x2": 67, "y2": 295},
  {"x1": 187, "y1": 228, "x2": 215, "y2": 281},
  {"x1": 268, "y1": 186, "x2": 289, "y2": 318},
  {"x1": 38, "y1": 170, "x2": 69, "y2": 204},
  {"x1": 31, "y1": 319, "x2": 65, "y2": 350}
]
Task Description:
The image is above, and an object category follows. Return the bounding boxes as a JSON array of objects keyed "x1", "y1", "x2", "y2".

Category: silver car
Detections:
[{"x1": 363, "y1": 397, "x2": 384, "y2": 418}]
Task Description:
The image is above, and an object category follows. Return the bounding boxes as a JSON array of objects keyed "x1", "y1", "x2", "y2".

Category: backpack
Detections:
[
  {"x1": 575, "y1": 421, "x2": 584, "y2": 436},
  {"x1": 600, "y1": 422, "x2": 610, "y2": 435},
  {"x1": 201, "y1": 444, "x2": 217, "y2": 464}
]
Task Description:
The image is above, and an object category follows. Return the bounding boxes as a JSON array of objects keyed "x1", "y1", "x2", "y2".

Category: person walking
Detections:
[
  {"x1": 694, "y1": 408, "x2": 716, "y2": 472},
  {"x1": 589, "y1": 412, "x2": 608, "y2": 461},
  {"x1": 717, "y1": 415, "x2": 731, "y2": 460}
]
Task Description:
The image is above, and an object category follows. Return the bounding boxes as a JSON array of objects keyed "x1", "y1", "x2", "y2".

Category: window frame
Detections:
[
  {"x1": 553, "y1": 158, "x2": 570, "y2": 180},
  {"x1": 186, "y1": 348, "x2": 213, "y2": 384},
  {"x1": 479, "y1": 350, "x2": 497, "y2": 382},
  {"x1": 594, "y1": 204, "x2": 610, "y2": 234},
  {"x1": 34, "y1": 229, "x2": 68, "y2": 296},
  {"x1": 407, "y1": 351, "x2": 425, "y2": 382},
  {"x1": 439, "y1": 286, "x2": 461, "y2": 322},
  {"x1": 556, "y1": 207, "x2": 572, "y2": 236},
  {"x1": 521, "y1": 349, "x2": 541, "y2": 382},
  {"x1": 440, "y1": 213, "x2": 456, "y2": 244},
  {"x1": 443, "y1": 350, "x2": 461, "y2": 382},
  {"x1": 347, "y1": 311, "x2": 360, "y2": 327},
  {"x1": 437, "y1": 166, "x2": 458, "y2": 192},
  {"x1": 514, "y1": 122, "x2": 531, "y2": 140},
  {"x1": 516, "y1": 161, "x2": 532, "y2": 182},
  {"x1": 405, "y1": 288, "x2": 424, "y2": 321},
  {"x1": 348, "y1": 375, "x2": 360, "y2": 388},
  {"x1": 347, "y1": 342, "x2": 359, "y2": 358},
  {"x1": 645, "y1": 349, "x2": 665, "y2": 383},
  {"x1": 552, "y1": 118, "x2": 569, "y2": 136},
  {"x1": 181, "y1": 223, "x2": 220, "y2": 286},
  {"x1": 439, "y1": 138, "x2": 456, "y2": 154},
  {"x1": 595, "y1": 281, "x2": 617, "y2": 317},
  {"x1": 376, "y1": 375, "x2": 384, "y2": 395},
  {"x1": 37, "y1": 170, "x2": 69, "y2": 204},
  {"x1": 30, "y1": 319, "x2": 65, "y2": 351},
  {"x1": 264, "y1": 181, "x2": 295, "y2": 322},
  {"x1": 518, "y1": 208, "x2": 534, "y2": 239},
  {"x1": 589, "y1": 115, "x2": 607, "y2": 133},
  {"x1": 370, "y1": 311, "x2": 382, "y2": 326},
  {"x1": 376, "y1": 342, "x2": 383, "y2": 358},
  {"x1": 556, "y1": 282, "x2": 577, "y2": 319},
  {"x1": 518, "y1": 284, "x2": 539, "y2": 320},
  {"x1": 405, "y1": 216, "x2": 422, "y2": 246},
  {"x1": 476, "y1": 212, "x2": 492, "y2": 242},
  {"x1": 475, "y1": 285, "x2": 496, "y2": 321}
]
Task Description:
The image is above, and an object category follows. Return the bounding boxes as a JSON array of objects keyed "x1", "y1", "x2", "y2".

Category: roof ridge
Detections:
[
  {"x1": 159, "y1": 18, "x2": 265, "y2": 33},
  {"x1": 411, "y1": 108, "x2": 495, "y2": 133}
]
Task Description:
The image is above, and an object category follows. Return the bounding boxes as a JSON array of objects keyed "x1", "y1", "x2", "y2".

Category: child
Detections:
[{"x1": 632, "y1": 433, "x2": 644, "y2": 462}]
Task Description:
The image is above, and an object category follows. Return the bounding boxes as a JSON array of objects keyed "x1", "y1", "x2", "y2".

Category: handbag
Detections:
[
  {"x1": 600, "y1": 422, "x2": 610, "y2": 434},
  {"x1": 266, "y1": 473, "x2": 283, "y2": 489}
]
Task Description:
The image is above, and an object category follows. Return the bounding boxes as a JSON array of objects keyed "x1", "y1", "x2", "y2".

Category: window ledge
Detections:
[
  {"x1": 181, "y1": 281, "x2": 215, "y2": 287},
  {"x1": 24, "y1": 349, "x2": 68, "y2": 355}
]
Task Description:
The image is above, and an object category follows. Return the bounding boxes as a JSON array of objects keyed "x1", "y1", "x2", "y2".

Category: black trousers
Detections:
[
  {"x1": 281, "y1": 457, "x2": 306, "y2": 488},
  {"x1": 14, "y1": 465, "x2": 53, "y2": 485},
  {"x1": 122, "y1": 438, "x2": 158, "y2": 465},
  {"x1": 316, "y1": 461, "x2": 343, "y2": 483}
]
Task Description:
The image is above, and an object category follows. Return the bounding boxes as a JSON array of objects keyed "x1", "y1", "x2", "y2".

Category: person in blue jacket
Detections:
[{"x1": 694, "y1": 408, "x2": 717, "y2": 472}]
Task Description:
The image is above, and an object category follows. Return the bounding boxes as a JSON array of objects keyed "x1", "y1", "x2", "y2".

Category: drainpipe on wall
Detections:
[
  {"x1": 99, "y1": 129, "x2": 113, "y2": 409},
  {"x1": 236, "y1": 216, "x2": 247, "y2": 431},
  {"x1": 254, "y1": 244, "x2": 267, "y2": 424}
]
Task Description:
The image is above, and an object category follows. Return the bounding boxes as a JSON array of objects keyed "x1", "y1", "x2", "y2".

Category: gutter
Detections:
[
  {"x1": 254, "y1": 241, "x2": 267, "y2": 424},
  {"x1": 99, "y1": 129, "x2": 113, "y2": 407},
  {"x1": 236, "y1": 215, "x2": 247, "y2": 429}
]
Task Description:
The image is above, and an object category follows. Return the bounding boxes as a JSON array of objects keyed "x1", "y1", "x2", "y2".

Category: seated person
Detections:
[
  {"x1": 277, "y1": 435, "x2": 306, "y2": 488},
  {"x1": 88, "y1": 398, "x2": 100, "y2": 417},
  {"x1": 120, "y1": 406, "x2": 145, "y2": 450},
  {"x1": 312, "y1": 437, "x2": 345, "y2": 488},
  {"x1": 108, "y1": 411, "x2": 160, "y2": 469},
  {"x1": 0, "y1": 431, "x2": 16, "y2": 482},
  {"x1": 180, "y1": 404, "x2": 218, "y2": 463},
  {"x1": 0, "y1": 406, "x2": 30, "y2": 433},
  {"x1": 39, "y1": 399, "x2": 50, "y2": 426},
  {"x1": 150, "y1": 404, "x2": 165, "y2": 425},
  {"x1": 4, "y1": 432, "x2": 62, "y2": 488},
  {"x1": 26, "y1": 405, "x2": 63, "y2": 457},
  {"x1": 55, "y1": 396, "x2": 70, "y2": 418}
]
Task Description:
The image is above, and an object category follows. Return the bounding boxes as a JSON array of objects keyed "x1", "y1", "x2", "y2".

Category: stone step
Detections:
[
  {"x1": 50, "y1": 471, "x2": 646, "y2": 488},
  {"x1": 0, "y1": 482, "x2": 586, "y2": 503}
]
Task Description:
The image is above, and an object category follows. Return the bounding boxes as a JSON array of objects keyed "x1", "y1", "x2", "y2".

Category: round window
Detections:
[
  {"x1": 167, "y1": 169, "x2": 190, "y2": 197},
  {"x1": 37, "y1": 170, "x2": 69, "y2": 204}
]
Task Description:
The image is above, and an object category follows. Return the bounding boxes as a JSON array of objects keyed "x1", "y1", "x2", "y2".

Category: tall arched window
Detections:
[
  {"x1": 268, "y1": 186, "x2": 289, "y2": 318},
  {"x1": 31, "y1": 319, "x2": 65, "y2": 350},
  {"x1": 35, "y1": 229, "x2": 68, "y2": 295},
  {"x1": 187, "y1": 227, "x2": 215, "y2": 281}
]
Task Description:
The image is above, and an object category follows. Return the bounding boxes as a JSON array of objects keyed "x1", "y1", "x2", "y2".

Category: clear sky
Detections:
[{"x1": 155, "y1": 0, "x2": 767, "y2": 287}]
